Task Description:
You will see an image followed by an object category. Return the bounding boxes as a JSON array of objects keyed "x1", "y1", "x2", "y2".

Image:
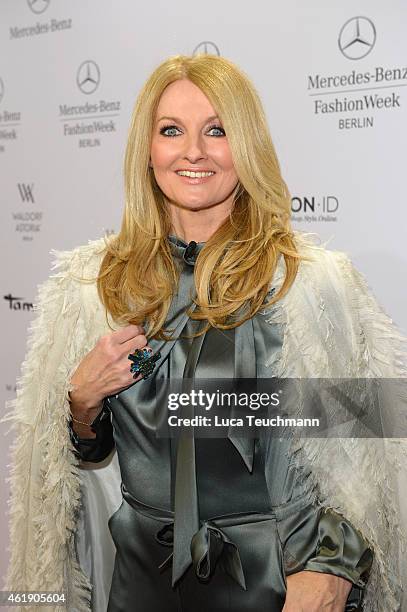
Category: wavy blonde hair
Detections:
[{"x1": 97, "y1": 53, "x2": 305, "y2": 340}]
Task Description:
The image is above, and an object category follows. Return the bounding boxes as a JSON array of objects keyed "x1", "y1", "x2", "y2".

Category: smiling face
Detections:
[{"x1": 150, "y1": 79, "x2": 239, "y2": 218}]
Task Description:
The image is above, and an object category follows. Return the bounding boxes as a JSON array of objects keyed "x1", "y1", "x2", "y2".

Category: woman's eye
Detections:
[
  {"x1": 160, "y1": 125, "x2": 181, "y2": 137},
  {"x1": 207, "y1": 125, "x2": 226, "y2": 137},
  {"x1": 159, "y1": 124, "x2": 226, "y2": 137}
]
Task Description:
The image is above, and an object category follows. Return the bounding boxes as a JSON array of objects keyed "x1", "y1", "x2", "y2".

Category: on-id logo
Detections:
[
  {"x1": 0, "y1": 77, "x2": 4, "y2": 105},
  {"x1": 17, "y1": 183, "x2": 35, "y2": 203},
  {"x1": 193, "y1": 41, "x2": 220, "y2": 56},
  {"x1": 27, "y1": 0, "x2": 50, "y2": 14},
  {"x1": 77, "y1": 60, "x2": 101, "y2": 95},
  {"x1": 338, "y1": 17, "x2": 376, "y2": 60}
]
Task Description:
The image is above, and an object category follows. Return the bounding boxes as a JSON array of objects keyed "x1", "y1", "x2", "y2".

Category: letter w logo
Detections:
[{"x1": 17, "y1": 183, "x2": 35, "y2": 203}]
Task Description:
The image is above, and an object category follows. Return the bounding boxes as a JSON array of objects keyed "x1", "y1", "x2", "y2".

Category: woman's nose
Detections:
[{"x1": 182, "y1": 133, "x2": 207, "y2": 162}]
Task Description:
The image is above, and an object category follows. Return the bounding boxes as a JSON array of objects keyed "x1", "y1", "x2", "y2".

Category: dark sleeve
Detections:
[
  {"x1": 69, "y1": 398, "x2": 115, "y2": 463},
  {"x1": 302, "y1": 507, "x2": 373, "y2": 609},
  {"x1": 277, "y1": 500, "x2": 373, "y2": 611},
  {"x1": 302, "y1": 507, "x2": 373, "y2": 583}
]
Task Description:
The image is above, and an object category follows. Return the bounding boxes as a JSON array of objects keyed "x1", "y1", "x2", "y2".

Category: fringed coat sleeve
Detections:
[
  {"x1": 274, "y1": 238, "x2": 407, "y2": 612},
  {"x1": 333, "y1": 250, "x2": 407, "y2": 611},
  {"x1": 2, "y1": 238, "x2": 112, "y2": 612}
]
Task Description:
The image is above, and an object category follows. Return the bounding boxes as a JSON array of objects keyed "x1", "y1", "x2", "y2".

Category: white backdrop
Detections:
[{"x1": 1, "y1": 0, "x2": 406, "y2": 604}]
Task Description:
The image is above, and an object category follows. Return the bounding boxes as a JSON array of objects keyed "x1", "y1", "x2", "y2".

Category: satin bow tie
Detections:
[
  {"x1": 168, "y1": 314, "x2": 257, "y2": 587},
  {"x1": 156, "y1": 520, "x2": 247, "y2": 590}
]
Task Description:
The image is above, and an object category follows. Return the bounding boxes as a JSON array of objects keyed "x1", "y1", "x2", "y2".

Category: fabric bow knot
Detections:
[
  {"x1": 191, "y1": 521, "x2": 247, "y2": 590},
  {"x1": 155, "y1": 521, "x2": 247, "y2": 590}
]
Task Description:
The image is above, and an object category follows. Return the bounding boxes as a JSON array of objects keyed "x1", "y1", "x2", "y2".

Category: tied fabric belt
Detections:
[{"x1": 121, "y1": 483, "x2": 281, "y2": 591}]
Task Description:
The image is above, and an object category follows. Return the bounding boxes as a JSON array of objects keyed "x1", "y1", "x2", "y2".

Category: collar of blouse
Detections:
[{"x1": 167, "y1": 235, "x2": 206, "y2": 266}]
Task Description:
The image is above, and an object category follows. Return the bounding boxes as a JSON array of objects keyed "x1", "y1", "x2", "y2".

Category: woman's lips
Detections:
[{"x1": 175, "y1": 172, "x2": 216, "y2": 184}]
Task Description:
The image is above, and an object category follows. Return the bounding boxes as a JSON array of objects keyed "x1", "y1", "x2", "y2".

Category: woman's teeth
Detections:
[{"x1": 176, "y1": 170, "x2": 215, "y2": 178}]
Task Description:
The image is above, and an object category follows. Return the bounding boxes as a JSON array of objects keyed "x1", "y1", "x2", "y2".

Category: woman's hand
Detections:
[
  {"x1": 282, "y1": 570, "x2": 352, "y2": 612},
  {"x1": 69, "y1": 324, "x2": 151, "y2": 433}
]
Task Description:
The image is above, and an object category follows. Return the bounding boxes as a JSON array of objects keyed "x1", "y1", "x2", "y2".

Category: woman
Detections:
[{"x1": 4, "y1": 54, "x2": 406, "y2": 612}]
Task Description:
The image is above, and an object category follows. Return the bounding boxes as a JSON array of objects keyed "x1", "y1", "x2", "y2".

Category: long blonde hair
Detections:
[{"x1": 97, "y1": 54, "x2": 304, "y2": 339}]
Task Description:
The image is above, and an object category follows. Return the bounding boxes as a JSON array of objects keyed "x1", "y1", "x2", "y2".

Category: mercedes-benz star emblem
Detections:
[
  {"x1": 76, "y1": 60, "x2": 101, "y2": 95},
  {"x1": 27, "y1": 0, "x2": 50, "y2": 14},
  {"x1": 193, "y1": 41, "x2": 220, "y2": 56},
  {"x1": 338, "y1": 16, "x2": 376, "y2": 60},
  {"x1": 0, "y1": 78, "x2": 4, "y2": 105}
]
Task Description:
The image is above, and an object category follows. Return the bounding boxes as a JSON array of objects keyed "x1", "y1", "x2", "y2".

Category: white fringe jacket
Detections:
[{"x1": 3, "y1": 233, "x2": 407, "y2": 612}]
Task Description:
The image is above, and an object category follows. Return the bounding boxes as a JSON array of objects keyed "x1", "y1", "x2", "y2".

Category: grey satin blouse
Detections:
[{"x1": 70, "y1": 235, "x2": 373, "y2": 612}]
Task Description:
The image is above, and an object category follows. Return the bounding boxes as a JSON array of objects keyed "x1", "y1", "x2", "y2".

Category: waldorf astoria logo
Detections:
[
  {"x1": 306, "y1": 16, "x2": 404, "y2": 130},
  {"x1": 58, "y1": 61, "x2": 121, "y2": 149},
  {"x1": 193, "y1": 41, "x2": 220, "y2": 56},
  {"x1": 291, "y1": 195, "x2": 339, "y2": 224},
  {"x1": 12, "y1": 182, "x2": 43, "y2": 241},
  {"x1": 17, "y1": 183, "x2": 35, "y2": 204}
]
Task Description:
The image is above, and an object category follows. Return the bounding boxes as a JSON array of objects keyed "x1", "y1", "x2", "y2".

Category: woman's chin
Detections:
[{"x1": 167, "y1": 197, "x2": 218, "y2": 211}]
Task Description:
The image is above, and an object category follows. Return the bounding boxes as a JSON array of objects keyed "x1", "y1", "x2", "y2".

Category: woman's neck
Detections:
[{"x1": 168, "y1": 195, "x2": 234, "y2": 243}]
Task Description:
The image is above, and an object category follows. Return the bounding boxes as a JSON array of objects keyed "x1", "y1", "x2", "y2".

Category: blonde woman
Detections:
[{"x1": 4, "y1": 54, "x2": 406, "y2": 612}]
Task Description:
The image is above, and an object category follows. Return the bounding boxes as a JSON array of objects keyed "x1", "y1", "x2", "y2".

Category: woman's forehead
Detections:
[{"x1": 156, "y1": 79, "x2": 215, "y2": 116}]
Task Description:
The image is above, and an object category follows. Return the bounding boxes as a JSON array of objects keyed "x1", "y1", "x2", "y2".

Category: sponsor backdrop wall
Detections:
[{"x1": 1, "y1": 0, "x2": 406, "y2": 599}]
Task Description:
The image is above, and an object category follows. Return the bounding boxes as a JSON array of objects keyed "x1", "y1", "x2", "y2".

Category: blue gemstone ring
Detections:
[{"x1": 128, "y1": 347, "x2": 161, "y2": 380}]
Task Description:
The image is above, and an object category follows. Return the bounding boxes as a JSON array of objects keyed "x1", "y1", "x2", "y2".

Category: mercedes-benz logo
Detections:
[
  {"x1": 193, "y1": 41, "x2": 220, "y2": 56},
  {"x1": 0, "y1": 78, "x2": 4, "y2": 105},
  {"x1": 76, "y1": 60, "x2": 101, "y2": 95},
  {"x1": 338, "y1": 16, "x2": 376, "y2": 60},
  {"x1": 27, "y1": 0, "x2": 50, "y2": 14}
]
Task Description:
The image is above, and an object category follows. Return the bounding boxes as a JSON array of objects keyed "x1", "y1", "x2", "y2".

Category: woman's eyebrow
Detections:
[{"x1": 157, "y1": 115, "x2": 219, "y2": 123}]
